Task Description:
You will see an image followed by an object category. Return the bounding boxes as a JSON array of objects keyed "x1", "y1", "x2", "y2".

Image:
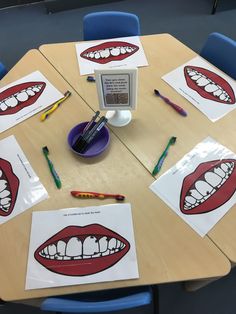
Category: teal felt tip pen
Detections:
[{"x1": 42, "y1": 146, "x2": 62, "y2": 189}]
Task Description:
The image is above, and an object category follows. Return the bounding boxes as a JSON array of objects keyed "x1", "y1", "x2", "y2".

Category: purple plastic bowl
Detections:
[{"x1": 68, "y1": 121, "x2": 110, "y2": 157}]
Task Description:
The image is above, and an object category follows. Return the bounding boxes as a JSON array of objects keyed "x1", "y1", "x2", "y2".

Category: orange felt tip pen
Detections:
[{"x1": 71, "y1": 191, "x2": 125, "y2": 201}]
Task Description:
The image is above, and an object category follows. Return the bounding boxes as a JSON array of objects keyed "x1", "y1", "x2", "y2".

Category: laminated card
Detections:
[
  {"x1": 150, "y1": 137, "x2": 236, "y2": 237},
  {"x1": 162, "y1": 56, "x2": 236, "y2": 122},
  {"x1": 0, "y1": 135, "x2": 48, "y2": 224},
  {"x1": 0, "y1": 71, "x2": 64, "y2": 133},
  {"x1": 26, "y1": 203, "x2": 139, "y2": 289},
  {"x1": 76, "y1": 36, "x2": 148, "y2": 75}
]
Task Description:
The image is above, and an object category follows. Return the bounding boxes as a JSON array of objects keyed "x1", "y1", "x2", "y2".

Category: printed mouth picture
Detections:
[
  {"x1": 80, "y1": 41, "x2": 139, "y2": 64},
  {"x1": 180, "y1": 159, "x2": 236, "y2": 215},
  {"x1": 0, "y1": 81, "x2": 46, "y2": 115},
  {"x1": 184, "y1": 66, "x2": 236, "y2": 104},
  {"x1": 34, "y1": 224, "x2": 130, "y2": 276},
  {"x1": 0, "y1": 158, "x2": 19, "y2": 217}
]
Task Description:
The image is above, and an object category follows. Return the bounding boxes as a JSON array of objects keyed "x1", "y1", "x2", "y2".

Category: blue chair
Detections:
[
  {"x1": 83, "y1": 11, "x2": 140, "y2": 41},
  {"x1": 200, "y1": 32, "x2": 236, "y2": 80},
  {"x1": 0, "y1": 62, "x2": 7, "y2": 80},
  {"x1": 40, "y1": 286, "x2": 158, "y2": 314}
]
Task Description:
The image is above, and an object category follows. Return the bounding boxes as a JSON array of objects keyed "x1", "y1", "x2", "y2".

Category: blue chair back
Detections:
[
  {"x1": 83, "y1": 11, "x2": 140, "y2": 41},
  {"x1": 0, "y1": 62, "x2": 7, "y2": 80},
  {"x1": 200, "y1": 32, "x2": 236, "y2": 80},
  {"x1": 40, "y1": 286, "x2": 155, "y2": 314}
]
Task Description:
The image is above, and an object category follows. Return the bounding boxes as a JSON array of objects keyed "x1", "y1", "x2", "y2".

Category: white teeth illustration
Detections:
[
  {"x1": 221, "y1": 163, "x2": 229, "y2": 172},
  {"x1": 16, "y1": 91, "x2": 29, "y2": 102},
  {"x1": 204, "y1": 84, "x2": 219, "y2": 93},
  {"x1": 108, "y1": 238, "x2": 117, "y2": 250},
  {"x1": 191, "y1": 74, "x2": 201, "y2": 81},
  {"x1": 94, "y1": 52, "x2": 100, "y2": 59},
  {"x1": 32, "y1": 87, "x2": 40, "y2": 93},
  {"x1": 219, "y1": 93, "x2": 227, "y2": 100},
  {"x1": 84, "y1": 45, "x2": 136, "y2": 61},
  {"x1": 214, "y1": 167, "x2": 226, "y2": 178},
  {"x1": 39, "y1": 234, "x2": 126, "y2": 260},
  {"x1": 43, "y1": 247, "x2": 49, "y2": 255},
  {"x1": 213, "y1": 89, "x2": 223, "y2": 97},
  {"x1": 5, "y1": 97, "x2": 18, "y2": 107},
  {"x1": 66, "y1": 237, "x2": 82, "y2": 256},
  {"x1": 102, "y1": 250, "x2": 110, "y2": 256},
  {"x1": 184, "y1": 162, "x2": 234, "y2": 210},
  {"x1": 100, "y1": 49, "x2": 110, "y2": 58},
  {"x1": 99, "y1": 236, "x2": 108, "y2": 252},
  {"x1": 83, "y1": 236, "x2": 99, "y2": 255},
  {"x1": 185, "y1": 196, "x2": 197, "y2": 205},
  {"x1": 0, "y1": 170, "x2": 2, "y2": 177},
  {"x1": 0, "y1": 180, "x2": 7, "y2": 193},
  {"x1": 0, "y1": 102, "x2": 7, "y2": 111},
  {"x1": 0, "y1": 179, "x2": 11, "y2": 212},
  {"x1": 204, "y1": 171, "x2": 222, "y2": 187},
  {"x1": 187, "y1": 67, "x2": 231, "y2": 103},
  {"x1": 110, "y1": 48, "x2": 120, "y2": 56},
  {"x1": 196, "y1": 77, "x2": 209, "y2": 87},
  {"x1": 0, "y1": 84, "x2": 43, "y2": 112},
  {"x1": 125, "y1": 47, "x2": 132, "y2": 53},
  {"x1": 27, "y1": 89, "x2": 35, "y2": 96},
  {"x1": 189, "y1": 189, "x2": 203, "y2": 200},
  {"x1": 0, "y1": 189, "x2": 10, "y2": 198},
  {"x1": 57, "y1": 240, "x2": 66, "y2": 256},
  {"x1": 48, "y1": 244, "x2": 57, "y2": 256},
  {"x1": 195, "y1": 180, "x2": 213, "y2": 196},
  {"x1": 188, "y1": 70, "x2": 197, "y2": 76},
  {"x1": 120, "y1": 47, "x2": 126, "y2": 54}
]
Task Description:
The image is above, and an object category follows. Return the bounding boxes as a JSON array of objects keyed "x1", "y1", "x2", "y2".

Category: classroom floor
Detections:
[{"x1": 0, "y1": 0, "x2": 236, "y2": 313}]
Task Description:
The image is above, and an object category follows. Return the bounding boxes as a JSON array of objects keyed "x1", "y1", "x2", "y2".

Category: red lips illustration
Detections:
[
  {"x1": 0, "y1": 158, "x2": 19, "y2": 217},
  {"x1": 180, "y1": 159, "x2": 236, "y2": 215},
  {"x1": 0, "y1": 81, "x2": 46, "y2": 115},
  {"x1": 184, "y1": 66, "x2": 235, "y2": 104},
  {"x1": 34, "y1": 224, "x2": 130, "y2": 276},
  {"x1": 80, "y1": 41, "x2": 139, "y2": 64}
]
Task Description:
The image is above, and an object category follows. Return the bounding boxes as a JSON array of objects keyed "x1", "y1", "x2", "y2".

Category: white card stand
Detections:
[
  {"x1": 95, "y1": 68, "x2": 138, "y2": 128},
  {"x1": 106, "y1": 110, "x2": 132, "y2": 127}
]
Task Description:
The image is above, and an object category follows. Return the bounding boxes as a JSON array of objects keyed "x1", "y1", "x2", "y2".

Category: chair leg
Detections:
[
  {"x1": 211, "y1": 0, "x2": 218, "y2": 14},
  {"x1": 151, "y1": 285, "x2": 159, "y2": 314}
]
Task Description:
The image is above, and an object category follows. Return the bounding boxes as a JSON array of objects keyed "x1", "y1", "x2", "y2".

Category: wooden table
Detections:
[
  {"x1": 0, "y1": 49, "x2": 230, "y2": 302},
  {"x1": 39, "y1": 34, "x2": 236, "y2": 267}
]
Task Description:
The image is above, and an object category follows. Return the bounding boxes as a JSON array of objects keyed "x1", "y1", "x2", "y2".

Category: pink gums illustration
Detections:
[
  {"x1": 180, "y1": 159, "x2": 236, "y2": 214},
  {"x1": 184, "y1": 66, "x2": 235, "y2": 104},
  {"x1": 80, "y1": 41, "x2": 139, "y2": 64},
  {"x1": 0, "y1": 81, "x2": 46, "y2": 115},
  {"x1": 0, "y1": 158, "x2": 19, "y2": 216},
  {"x1": 34, "y1": 224, "x2": 130, "y2": 276}
]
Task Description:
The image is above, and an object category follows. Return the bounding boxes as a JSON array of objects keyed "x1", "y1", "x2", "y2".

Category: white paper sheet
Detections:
[
  {"x1": 162, "y1": 56, "x2": 236, "y2": 122},
  {"x1": 0, "y1": 71, "x2": 64, "y2": 133},
  {"x1": 76, "y1": 36, "x2": 148, "y2": 75},
  {"x1": 150, "y1": 137, "x2": 236, "y2": 237},
  {"x1": 26, "y1": 203, "x2": 139, "y2": 290},
  {"x1": 0, "y1": 135, "x2": 48, "y2": 224}
]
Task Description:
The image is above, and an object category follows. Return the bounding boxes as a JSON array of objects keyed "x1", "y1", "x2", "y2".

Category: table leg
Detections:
[{"x1": 211, "y1": 0, "x2": 219, "y2": 14}]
